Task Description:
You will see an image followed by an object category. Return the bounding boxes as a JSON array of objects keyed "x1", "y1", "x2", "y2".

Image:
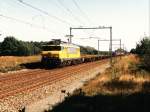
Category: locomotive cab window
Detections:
[{"x1": 42, "y1": 46, "x2": 61, "y2": 51}]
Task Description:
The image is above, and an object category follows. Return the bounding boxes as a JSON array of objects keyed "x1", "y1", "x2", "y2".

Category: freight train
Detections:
[{"x1": 41, "y1": 39, "x2": 110, "y2": 67}]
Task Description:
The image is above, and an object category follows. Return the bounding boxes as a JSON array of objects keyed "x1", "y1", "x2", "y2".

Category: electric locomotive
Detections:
[{"x1": 41, "y1": 39, "x2": 82, "y2": 66}]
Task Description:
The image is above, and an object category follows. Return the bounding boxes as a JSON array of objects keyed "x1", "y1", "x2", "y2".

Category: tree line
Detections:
[
  {"x1": 130, "y1": 37, "x2": 150, "y2": 71},
  {"x1": 0, "y1": 36, "x2": 42, "y2": 56},
  {"x1": 0, "y1": 36, "x2": 108, "y2": 56}
]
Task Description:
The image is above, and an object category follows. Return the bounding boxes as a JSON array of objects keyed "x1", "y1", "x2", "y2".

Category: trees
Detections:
[
  {"x1": 0, "y1": 36, "x2": 108, "y2": 56},
  {"x1": 80, "y1": 46, "x2": 98, "y2": 55},
  {"x1": 130, "y1": 48, "x2": 136, "y2": 54},
  {"x1": 135, "y1": 37, "x2": 150, "y2": 71},
  {"x1": 135, "y1": 38, "x2": 150, "y2": 57},
  {"x1": 0, "y1": 36, "x2": 41, "y2": 56},
  {"x1": 1, "y1": 36, "x2": 21, "y2": 55}
]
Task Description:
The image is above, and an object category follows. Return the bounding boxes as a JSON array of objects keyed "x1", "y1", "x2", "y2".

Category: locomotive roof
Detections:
[
  {"x1": 43, "y1": 43, "x2": 80, "y2": 48},
  {"x1": 61, "y1": 43, "x2": 80, "y2": 48}
]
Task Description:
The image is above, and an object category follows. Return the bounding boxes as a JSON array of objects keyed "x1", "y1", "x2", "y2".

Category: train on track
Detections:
[{"x1": 41, "y1": 39, "x2": 110, "y2": 67}]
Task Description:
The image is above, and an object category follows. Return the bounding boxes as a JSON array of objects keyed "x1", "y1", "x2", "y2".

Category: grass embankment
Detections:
[
  {"x1": 49, "y1": 55, "x2": 150, "y2": 112},
  {"x1": 0, "y1": 56, "x2": 41, "y2": 72},
  {"x1": 0, "y1": 54, "x2": 104, "y2": 73}
]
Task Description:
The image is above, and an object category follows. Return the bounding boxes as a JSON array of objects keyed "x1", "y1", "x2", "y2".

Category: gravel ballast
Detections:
[{"x1": 0, "y1": 62, "x2": 109, "y2": 112}]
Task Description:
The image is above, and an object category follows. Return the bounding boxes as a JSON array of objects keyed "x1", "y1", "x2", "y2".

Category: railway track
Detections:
[{"x1": 0, "y1": 59, "x2": 108, "y2": 99}]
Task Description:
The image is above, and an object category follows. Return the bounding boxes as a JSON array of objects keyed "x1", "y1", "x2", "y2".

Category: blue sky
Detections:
[{"x1": 0, "y1": 0, "x2": 149, "y2": 51}]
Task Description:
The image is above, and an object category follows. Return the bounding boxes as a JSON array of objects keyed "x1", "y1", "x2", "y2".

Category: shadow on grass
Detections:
[
  {"x1": 20, "y1": 62, "x2": 59, "y2": 70},
  {"x1": 46, "y1": 82, "x2": 150, "y2": 112},
  {"x1": 49, "y1": 93, "x2": 150, "y2": 112},
  {"x1": 20, "y1": 62, "x2": 43, "y2": 69},
  {"x1": 142, "y1": 81, "x2": 150, "y2": 93},
  {"x1": 103, "y1": 79, "x2": 137, "y2": 90},
  {"x1": 20, "y1": 61, "x2": 83, "y2": 70}
]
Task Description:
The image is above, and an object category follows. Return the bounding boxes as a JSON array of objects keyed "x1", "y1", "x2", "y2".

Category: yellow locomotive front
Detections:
[{"x1": 41, "y1": 40, "x2": 81, "y2": 66}]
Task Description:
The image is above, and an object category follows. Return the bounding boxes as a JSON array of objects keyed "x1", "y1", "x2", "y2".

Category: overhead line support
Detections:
[{"x1": 69, "y1": 26, "x2": 113, "y2": 66}]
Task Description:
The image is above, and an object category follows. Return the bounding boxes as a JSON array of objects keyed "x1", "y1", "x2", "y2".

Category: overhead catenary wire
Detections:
[
  {"x1": 56, "y1": 0, "x2": 93, "y2": 37},
  {"x1": 0, "y1": 14, "x2": 57, "y2": 34},
  {"x1": 57, "y1": 0, "x2": 97, "y2": 38},
  {"x1": 72, "y1": 0, "x2": 96, "y2": 37},
  {"x1": 17, "y1": 0, "x2": 74, "y2": 26},
  {"x1": 51, "y1": 0, "x2": 75, "y2": 21},
  {"x1": 57, "y1": 0, "x2": 86, "y2": 25},
  {"x1": 72, "y1": 0, "x2": 93, "y2": 25},
  {"x1": 17, "y1": 0, "x2": 97, "y2": 41},
  {"x1": 17, "y1": 0, "x2": 97, "y2": 40}
]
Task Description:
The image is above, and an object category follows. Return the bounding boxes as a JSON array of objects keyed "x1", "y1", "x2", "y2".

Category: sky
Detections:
[{"x1": 0, "y1": 0, "x2": 149, "y2": 51}]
